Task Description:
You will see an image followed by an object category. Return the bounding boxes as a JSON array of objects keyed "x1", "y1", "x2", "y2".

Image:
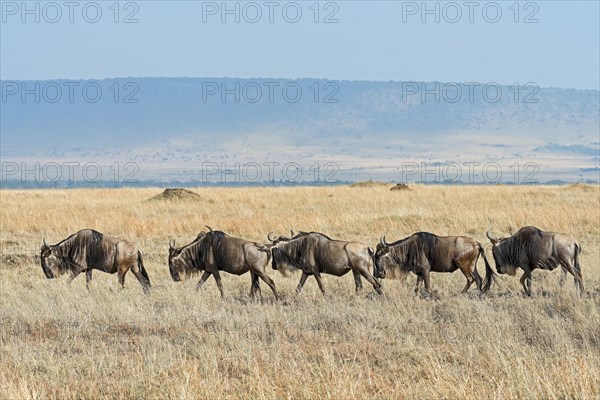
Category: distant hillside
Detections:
[{"x1": 1, "y1": 77, "x2": 598, "y2": 185}]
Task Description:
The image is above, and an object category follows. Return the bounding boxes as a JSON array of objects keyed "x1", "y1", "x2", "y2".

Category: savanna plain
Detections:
[{"x1": 1, "y1": 184, "x2": 599, "y2": 399}]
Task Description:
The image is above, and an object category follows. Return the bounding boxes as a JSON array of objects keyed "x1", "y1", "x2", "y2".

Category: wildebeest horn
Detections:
[
  {"x1": 486, "y1": 229, "x2": 498, "y2": 243},
  {"x1": 169, "y1": 239, "x2": 175, "y2": 249},
  {"x1": 206, "y1": 225, "x2": 213, "y2": 233},
  {"x1": 43, "y1": 238, "x2": 48, "y2": 247},
  {"x1": 382, "y1": 236, "x2": 391, "y2": 246},
  {"x1": 267, "y1": 232, "x2": 277, "y2": 242},
  {"x1": 276, "y1": 230, "x2": 294, "y2": 241}
]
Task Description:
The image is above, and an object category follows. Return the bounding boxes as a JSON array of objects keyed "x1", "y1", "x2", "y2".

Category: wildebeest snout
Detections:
[{"x1": 40, "y1": 258, "x2": 55, "y2": 279}]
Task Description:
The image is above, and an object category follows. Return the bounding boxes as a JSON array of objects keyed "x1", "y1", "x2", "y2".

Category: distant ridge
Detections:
[{"x1": 1, "y1": 77, "x2": 598, "y2": 184}]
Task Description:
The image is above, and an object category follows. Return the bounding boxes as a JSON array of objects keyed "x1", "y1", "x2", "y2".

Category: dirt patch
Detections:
[
  {"x1": 148, "y1": 188, "x2": 202, "y2": 201},
  {"x1": 390, "y1": 183, "x2": 412, "y2": 191}
]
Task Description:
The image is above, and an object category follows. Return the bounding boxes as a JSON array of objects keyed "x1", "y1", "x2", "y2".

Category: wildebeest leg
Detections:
[
  {"x1": 118, "y1": 270, "x2": 126, "y2": 289},
  {"x1": 520, "y1": 269, "x2": 533, "y2": 296},
  {"x1": 66, "y1": 270, "x2": 80, "y2": 285},
  {"x1": 85, "y1": 270, "x2": 92, "y2": 290},
  {"x1": 519, "y1": 272, "x2": 526, "y2": 293},
  {"x1": 196, "y1": 271, "x2": 211, "y2": 291},
  {"x1": 249, "y1": 272, "x2": 261, "y2": 298},
  {"x1": 313, "y1": 271, "x2": 326, "y2": 296},
  {"x1": 423, "y1": 271, "x2": 433, "y2": 295},
  {"x1": 559, "y1": 259, "x2": 584, "y2": 295},
  {"x1": 574, "y1": 267, "x2": 585, "y2": 295},
  {"x1": 352, "y1": 270, "x2": 363, "y2": 293},
  {"x1": 131, "y1": 263, "x2": 151, "y2": 293},
  {"x1": 295, "y1": 272, "x2": 310, "y2": 294},
  {"x1": 558, "y1": 267, "x2": 567, "y2": 289},
  {"x1": 255, "y1": 270, "x2": 280, "y2": 300},
  {"x1": 415, "y1": 275, "x2": 423, "y2": 294},
  {"x1": 212, "y1": 270, "x2": 225, "y2": 298},
  {"x1": 356, "y1": 268, "x2": 383, "y2": 295},
  {"x1": 459, "y1": 263, "x2": 475, "y2": 294}
]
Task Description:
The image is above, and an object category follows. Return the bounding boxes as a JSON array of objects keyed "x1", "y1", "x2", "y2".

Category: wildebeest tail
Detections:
[
  {"x1": 138, "y1": 250, "x2": 151, "y2": 287},
  {"x1": 574, "y1": 243, "x2": 584, "y2": 293},
  {"x1": 477, "y1": 244, "x2": 494, "y2": 294},
  {"x1": 574, "y1": 243, "x2": 582, "y2": 273},
  {"x1": 367, "y1": 246, "x2": 377, "y2": 278}
]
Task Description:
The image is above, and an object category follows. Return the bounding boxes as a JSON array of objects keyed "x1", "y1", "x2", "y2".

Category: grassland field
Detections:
[{"x1": 0, "y1": 184, "x2": 599, "y2": 399}]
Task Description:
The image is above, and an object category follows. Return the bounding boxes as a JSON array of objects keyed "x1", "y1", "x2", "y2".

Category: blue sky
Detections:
[{"x1": 1, "y1": 1, "x2": 599, "y2": 89}]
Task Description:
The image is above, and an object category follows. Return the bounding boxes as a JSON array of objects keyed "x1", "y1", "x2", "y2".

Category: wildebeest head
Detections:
[
  {"x1": 40, "y1": 239, "x2": 65, "y2": 279},
  {"x1": 168, "y1": 232, "x2": 209, "y2": 281},
  {"x1": 372, "y1": 236, "x2": 415, "y2": 280},
  {"x1": 373, "y1": 238, "x2": 393, "y2": 279},
  {"x1": 486, "y1": 230, "x2": 517, "y2": 276},
  {"x1": 168, "y1": 239, "x2": 184, "y2": 282}
]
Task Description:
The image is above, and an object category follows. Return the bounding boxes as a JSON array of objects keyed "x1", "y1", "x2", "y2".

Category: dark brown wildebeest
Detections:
[
  {"x1": 168, "y1": 228, "x2": 279, "y2": 300},
  {"x1": 267, "y1": 231, "x2": 382, "y2": 296},
  {"x1": 40, "y1": 229, "x2": 151, "y2": 293},
  {"x1": 372, "y1": 232, "x2": 494, "y2": 295},
  {"x1": 486, "y1": 226, "x2": 584, "y2": 296}
]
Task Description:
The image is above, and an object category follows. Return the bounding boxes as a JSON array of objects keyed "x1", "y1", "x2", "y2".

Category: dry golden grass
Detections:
[{"x1": 1, "y1": 185, "x2": 599, "y2": 399}]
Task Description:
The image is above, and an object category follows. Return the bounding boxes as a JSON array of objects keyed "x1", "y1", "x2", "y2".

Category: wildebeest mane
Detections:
[
  {"x1": 175, "y1": 234, "x2": 208, "y2": 271},
  {"x1": 211, "y1": 231, "x2": 231, "y2": 267},
  {"x1": 496, "y1": 226, "x2": 546, "y2": 268},
  {"x1": 176, "y1": 230, "x2": 228, "y2": 271},
  {"x1": 50, "y1": 229, "x2": 105, "y2": 269},
  {"x1": 296, "y1": 231, "x2": 334, "y2": 241},
  {"x1": 388, "y1": 232, "x2": 439, "y2": 268},
  {"x1": 275, "y1": 235, "x2": 309, "y2": 266}
]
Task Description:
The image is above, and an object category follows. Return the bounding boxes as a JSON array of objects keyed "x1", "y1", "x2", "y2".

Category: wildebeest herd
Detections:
[{"x1": 39, "y1": 226, "x2": 585, "y2": 297}]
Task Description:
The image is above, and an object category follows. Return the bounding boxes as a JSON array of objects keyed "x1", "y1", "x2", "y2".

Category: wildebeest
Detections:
[
  {"x1": 486, "y1": 226, "x2": 584, "y2": 296},
  {"x1": 168, "y1": 228, "x2": 279, "y2": 299},
  {"x1": 267, "y1": 231, "x2": 382, "y2": 296},
  {"x1": 373, "y1": 232, "x2": 494, "y2": 295},
  {"x1": 40, "y1": 229, "x2": 151, "y2": 293}
]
